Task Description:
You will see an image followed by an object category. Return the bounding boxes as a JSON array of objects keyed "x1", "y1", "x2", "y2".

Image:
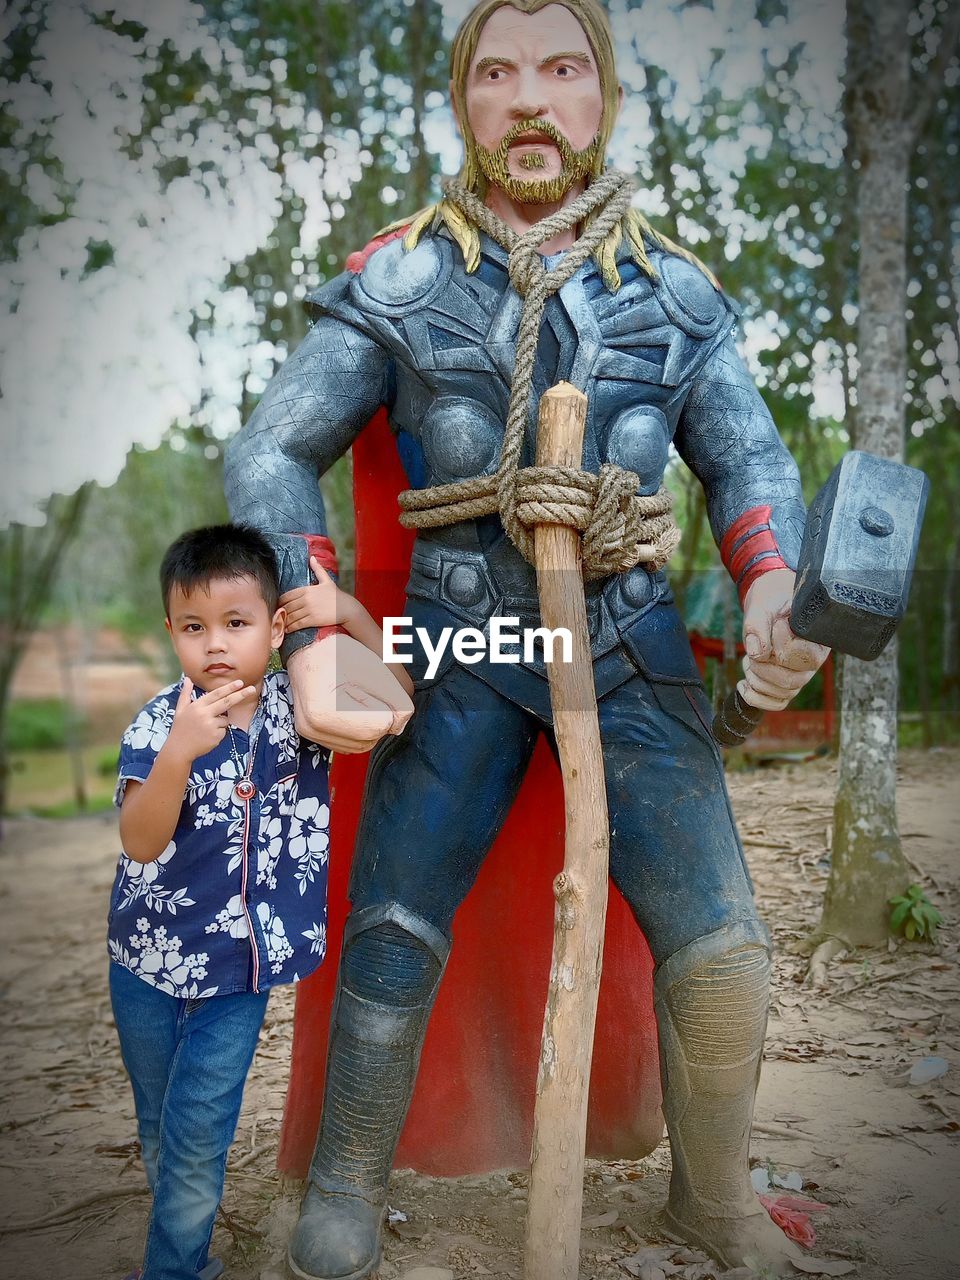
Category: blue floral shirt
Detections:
[{"x1": 107, "y1": 672, "x2": 330, "y2": 998}]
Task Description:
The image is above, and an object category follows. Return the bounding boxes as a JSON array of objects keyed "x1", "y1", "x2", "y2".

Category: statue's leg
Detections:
[
  {"x1": 288, "y1": 902, "x2": 448, "y2": 1280},
  {"x1": 288, "y1": 666, "x2": 538, "y2": 1280},
  {"x1": 598, "y1": 676, "x2": 803, "y2": 1276}
]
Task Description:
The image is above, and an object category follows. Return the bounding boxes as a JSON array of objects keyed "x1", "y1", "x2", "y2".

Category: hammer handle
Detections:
[{"x1": 712, "y1": 687, "x2": 765, "y2": 747}]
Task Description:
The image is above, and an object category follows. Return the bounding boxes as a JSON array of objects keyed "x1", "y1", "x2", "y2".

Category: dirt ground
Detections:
[{"x1": 1, "y1": 748, "x2": 958, "y2": 1280}]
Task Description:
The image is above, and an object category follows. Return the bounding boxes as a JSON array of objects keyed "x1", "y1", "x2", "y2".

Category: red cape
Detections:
[{"x1": 277, "y1": 410, "x2": 663, "y2": 1177}]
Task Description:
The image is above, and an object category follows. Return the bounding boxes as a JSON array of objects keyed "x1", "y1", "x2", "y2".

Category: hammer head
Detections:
[{"x1": 790, "y1": 450, "x2": 929, "y2": 661}]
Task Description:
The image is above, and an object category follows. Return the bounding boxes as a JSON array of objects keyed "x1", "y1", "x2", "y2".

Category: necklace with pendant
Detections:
[{"x1": 226, "y1": 722, "x2": 260, "y2": 802}]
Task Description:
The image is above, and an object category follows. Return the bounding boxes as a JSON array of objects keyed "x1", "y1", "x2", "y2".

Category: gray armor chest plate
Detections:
[{"x1": 310, "y1": 231, "x2": 734, "y2": 674}]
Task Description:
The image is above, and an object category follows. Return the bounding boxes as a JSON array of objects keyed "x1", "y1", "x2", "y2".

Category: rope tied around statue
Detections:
[{"x1": 396, "y1": 170, "x2": 682, "y2": 581}]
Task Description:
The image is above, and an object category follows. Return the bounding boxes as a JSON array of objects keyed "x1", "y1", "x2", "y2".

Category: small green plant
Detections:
[
  {"x1": 96, "y1": 746, "x2": 121, "y2": 777},
  {"x1": 888, "y1": 884, "x2": 943, "y2": 942},
  {"x1": 6, "y1": 699, "x2": 86, "y2": 751}
]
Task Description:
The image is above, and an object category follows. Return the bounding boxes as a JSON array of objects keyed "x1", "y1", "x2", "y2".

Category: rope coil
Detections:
[{"x1": 397, "y1": 171, "x2": 681, "y2": 578}]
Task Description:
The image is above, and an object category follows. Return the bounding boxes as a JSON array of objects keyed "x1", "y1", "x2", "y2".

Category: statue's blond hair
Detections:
[{"x1": 381, "y1": 0, "x2": 718, "y2": 293}]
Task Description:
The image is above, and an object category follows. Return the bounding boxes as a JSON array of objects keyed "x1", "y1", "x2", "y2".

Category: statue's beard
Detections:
[{"x1": 474, "y1": 118, "x2": 602, "y2": 204}]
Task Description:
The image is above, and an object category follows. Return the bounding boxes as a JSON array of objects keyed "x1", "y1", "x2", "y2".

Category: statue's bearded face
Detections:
[{"x1": 463, "y1": 3, "x2": 605, "y2": 204}]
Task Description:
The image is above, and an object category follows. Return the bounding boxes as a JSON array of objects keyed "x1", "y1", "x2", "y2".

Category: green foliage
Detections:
[
  {"x1": 96, "y1": 746, "x2": 121, "y2": 777},
  {"x1": 30, "y1": 793, "x2": 116, "y2": 819},
  {"x1": 888, "y1": 884, "x2": 943, "y2": 942},
  {"x1": 5, "y1": 699, "x2": 86, "y2": 752},
  {"x1": 6, "y1": 0, "x2": 956, "y2": 744}
]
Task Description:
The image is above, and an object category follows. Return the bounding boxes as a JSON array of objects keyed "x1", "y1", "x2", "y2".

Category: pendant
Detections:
[{"x1": 234, "y1": 779, "x2": 257, "y2": 802}]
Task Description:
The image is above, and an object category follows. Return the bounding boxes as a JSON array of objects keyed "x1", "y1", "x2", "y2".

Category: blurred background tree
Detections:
[{"x1": 1, "y1": 0, "x2": 957, "y2": 819}]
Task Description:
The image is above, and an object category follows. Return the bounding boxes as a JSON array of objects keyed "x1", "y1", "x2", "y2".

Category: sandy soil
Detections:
[{"x1": 1, "y1": 749, "x2": 958, "y2": 1280}]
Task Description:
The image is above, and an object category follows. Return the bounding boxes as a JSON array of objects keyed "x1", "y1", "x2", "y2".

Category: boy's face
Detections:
[{"x1": 165, "y1": 574, "x2": 284, "y2": 694}]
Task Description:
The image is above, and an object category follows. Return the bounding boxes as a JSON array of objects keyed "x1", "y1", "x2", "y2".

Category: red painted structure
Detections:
[{"x1": 276, "y1": 411, "x2": 663, "y2": 1178}]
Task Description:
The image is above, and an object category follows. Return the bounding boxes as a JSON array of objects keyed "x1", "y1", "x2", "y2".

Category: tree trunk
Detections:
[
  {"x1": 408, "y1": 0, "x2": 432, "y2": 211},
  {"x1": 942, "y1": 528, "x2": 960, "y2": 725},
  {"x1": 819, "y1": 0, "x2": 915, "y2": 945},
  {"x1": 55, "y1": 624, "x2": 87, "y2": 812},
  {"x1": 0, "y1": 486, "x2": 91, "y2": 824}
]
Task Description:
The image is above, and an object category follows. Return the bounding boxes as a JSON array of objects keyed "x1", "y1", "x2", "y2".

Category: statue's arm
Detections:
[
  {"x1": 673, "y1": 334, "x2": 806, "y2": 604},
  {"x1": 674, "y1": 334, "x2": 826, "y2": 709},
  {"x1": 225, "y1": 313, "x2": 413, "y2": 750},
  {"x1": 225, "y1": 313, "x2": 390, "y2": 538}
]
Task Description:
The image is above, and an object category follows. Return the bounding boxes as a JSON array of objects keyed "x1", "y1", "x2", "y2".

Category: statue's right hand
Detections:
[{"x1": 287, "y1": 634, "x2": 414, "y2": 754}]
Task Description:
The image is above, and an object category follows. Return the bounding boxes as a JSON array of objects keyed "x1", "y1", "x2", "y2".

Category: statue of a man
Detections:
[{"x1": 225, "y1": 3, "x2": 827, "y2": 1277}]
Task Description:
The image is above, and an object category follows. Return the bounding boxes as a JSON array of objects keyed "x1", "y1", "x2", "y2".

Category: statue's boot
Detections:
[
  {"x1": 654, "y1": 924, "x2": 804, "y2": 1277},
  {"x1": 287, "y1": 904, "x2": 448, "y2": 1280}
]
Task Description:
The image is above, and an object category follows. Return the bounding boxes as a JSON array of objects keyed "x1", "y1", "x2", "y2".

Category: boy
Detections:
[{"x1": 109, "y1": 524, "x2": 412, "y2": 1280}]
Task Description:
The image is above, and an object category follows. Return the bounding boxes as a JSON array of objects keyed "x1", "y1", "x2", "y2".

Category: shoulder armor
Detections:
[
  {"x1": 653, "y1": 251, "x2": 730, "y2": 340},
  {"x1": 345, "y1": 225, "x2": 409, "y2": 274},
  {"x1": 303, "y1": 272, "x2": 352, "y2": 322},
  {"x1": 350, "y1": 234, "x2": 453, "y2": 317}
]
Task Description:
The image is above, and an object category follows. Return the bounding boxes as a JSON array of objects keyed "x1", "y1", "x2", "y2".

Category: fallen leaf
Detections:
[
  {"x1": 635, "y1": 1265, "x2": 666, "y2": 1280},
  {"x1": 619, "y1": 1246, "x2": 677, "y2": 1277},
  {"x1": 389, "y1": 1218, "x2": 428, "y2": 1241},
  {"x1": 843, "y1": 1046, "x2": 880, "y2": 1060},
  {"x1": 582, "y1": 1208, "x2": 620, "y2": 1229},
  {"x1": 790, "y1": 1257, "x2": 856, "y2": 1276}
]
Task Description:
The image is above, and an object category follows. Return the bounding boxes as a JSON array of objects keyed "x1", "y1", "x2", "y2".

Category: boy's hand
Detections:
[
  {"x1": 164, "y1": 677, "x2": 258, "y2": 764},
  {"x1": 281, "y1": 555, "x2": 356, "y2": 633}
]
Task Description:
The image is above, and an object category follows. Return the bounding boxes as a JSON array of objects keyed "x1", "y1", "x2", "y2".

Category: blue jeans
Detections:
[{"x1": 110, "y1": 963, "x2": 269, "y2": 1280}]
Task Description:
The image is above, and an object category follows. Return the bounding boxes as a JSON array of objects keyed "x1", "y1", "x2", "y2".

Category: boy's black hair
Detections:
[{"x1": 160, "y1": 524, "x2": 280, "y2": 616}]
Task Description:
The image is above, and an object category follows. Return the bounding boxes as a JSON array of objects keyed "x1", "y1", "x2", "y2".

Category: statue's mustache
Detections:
[{"x1": 492, "y1": 119, "x2": 575, "y2": 163}]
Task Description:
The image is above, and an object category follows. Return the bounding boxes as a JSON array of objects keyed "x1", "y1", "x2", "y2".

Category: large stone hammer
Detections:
[{"x1": 713, "y1": 450, "x2": 929, "y2": 747}]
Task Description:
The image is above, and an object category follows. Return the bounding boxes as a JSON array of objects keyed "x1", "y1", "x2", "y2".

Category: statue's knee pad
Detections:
[
  {"x1": 337, "y1": 903, "x2": 450, "y2": 1044},
  {"x1": 654, "y1": 921, "x2": 770, "y2": 1091}
]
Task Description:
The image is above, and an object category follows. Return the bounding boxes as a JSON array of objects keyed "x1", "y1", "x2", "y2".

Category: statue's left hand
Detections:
[
  {"x1": 287, "y1": 633, "x2": 414, "y2": 753},
  {"x1": 740, "y1": 568, "x2": 829, "y2": 711}
]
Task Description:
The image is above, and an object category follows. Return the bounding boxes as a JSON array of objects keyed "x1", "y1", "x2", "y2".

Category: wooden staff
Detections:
[{"x1": 523, "y1": 383, "x2": 611, "y2": 1280}]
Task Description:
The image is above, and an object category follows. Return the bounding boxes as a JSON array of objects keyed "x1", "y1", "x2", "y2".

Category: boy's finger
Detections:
[
  {"x1": 216, "y1": 685, "x2": 258, "y2": 711},
  {"x1": 309, "y1": 555, "x2": 332, "y2": 583},
  {"x1": 278, "y1": 588, "x2": 304, "y2": 606},
  {"x1": 175, "y1": 677, "x2": 194, "y2": 710},
  {"x1": 200, "y1": 679, "x2": 247, "y2": 704}
]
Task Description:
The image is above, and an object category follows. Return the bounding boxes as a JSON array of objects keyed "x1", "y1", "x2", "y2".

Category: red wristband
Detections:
[
  {"x1": 296, "y1": 533, "x2": 339, "y2": 577},
  {"x1": 293, "y1": 535, "x2": 346, "y2": 644},
  {"x1": 719, "y1": 506, "x2": 789, "y2": 606}
]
